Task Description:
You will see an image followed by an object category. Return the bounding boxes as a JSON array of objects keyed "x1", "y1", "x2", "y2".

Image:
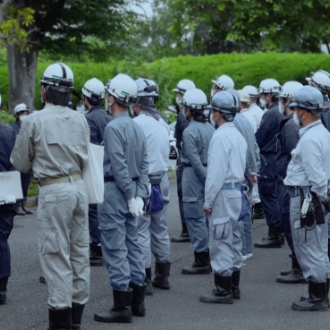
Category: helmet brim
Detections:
[{"x1": 289, "y1": 101, "x2": 298, "y2": 108}]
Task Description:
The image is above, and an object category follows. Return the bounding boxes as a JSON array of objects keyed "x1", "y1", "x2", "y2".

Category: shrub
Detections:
[{"x1": 0, "y1": 110, "x2": 15, "y2": 124}]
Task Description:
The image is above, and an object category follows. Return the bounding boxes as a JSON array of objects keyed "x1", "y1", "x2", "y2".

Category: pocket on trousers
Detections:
[
  {"x1": 223, "y1": 190, "x2": 240, "y2": 199},
  {"x1": 45, "y1": 193, "x2": 68, "y2": 203},
  {"x1": 38, "y1": 220, "x2": 59, "y2": 254},
  {"x1": 182, "y1": 196, "x2": 201, "y2": 219},
  {"x1": 99, "y1": 222, "x2": 118, "y2": 250},
  {"x1": 213, "y1": 217, "x2": 230, "y2": 240}
]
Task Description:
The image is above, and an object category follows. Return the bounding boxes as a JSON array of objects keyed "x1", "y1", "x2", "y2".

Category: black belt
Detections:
[
  {"x1": 184, "y1": 164, "x2": 207, "y2": 167},
  {"x1": 104, "y1": 176, "x2": 139, "y2": 182}
]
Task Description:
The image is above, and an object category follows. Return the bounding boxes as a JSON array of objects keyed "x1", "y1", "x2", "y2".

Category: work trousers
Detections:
[
  {"x1": 37, "y1": 180, "x2": 90, "y2": 309},
  {"x1": 138, "y1": 174, "x2": 171, "y2": 268},
  {"x1": 0, "y1": 204, "x2": 14, "y2": 279},
  {"x1": 290, "y1": 195, "x2": 330, "y2": 283},
  {"x1": 98, "y1": 181, "x2": 145, "y2": 291},
  {"x1": 21, "y1": 172, "x2": 31, "y2": 199},
  {"x1": 89, "y1": 204, "x2": 101, "y2": 246},
  {"x1": 176, "y1": 152, "x2": 186, "y2": 224},
  {"x1": 209, "y1": 189, "x2": 243, "y2": 276},
  {"x1": 241, "y1": 205, "x2": 252, "y2": 256}
]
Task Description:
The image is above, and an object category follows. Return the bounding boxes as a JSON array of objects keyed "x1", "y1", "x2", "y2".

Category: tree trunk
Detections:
[{"x1": 7, "y1": 40, "x2": 38, "y2": 113}]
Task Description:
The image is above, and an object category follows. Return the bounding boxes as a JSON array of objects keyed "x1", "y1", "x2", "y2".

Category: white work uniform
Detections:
[
  {"x1": 241, "y1": 103, "x2": 264, "y2": 133},
  {"x1": 284, "y1": 120, "x2": 330, "y2": 283},
  {"x1": 133, "y1": 113, "x2": 171, "y2": 268},
  {"x1": 10, "y1": 104, "x2": 90, "y2": 309},
  {"x1": 205, "y1": 122, "x2": 247, "y2": 276}
]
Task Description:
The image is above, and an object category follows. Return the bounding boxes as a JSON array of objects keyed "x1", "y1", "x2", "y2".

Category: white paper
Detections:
[{"x1": 0, "y1": 171, "x2": 23, "y2": 203}]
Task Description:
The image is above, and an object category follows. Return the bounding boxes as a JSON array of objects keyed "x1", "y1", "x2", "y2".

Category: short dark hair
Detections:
[
  {"x1": 191, "y1": 111, "x2": 206, "y2": 123},
  {"x1": 44, "y1": 85, "x2": 71, "y2": 106},
  {"x1": 86, "y1": 96, "x2": 101, "y2": 106}
]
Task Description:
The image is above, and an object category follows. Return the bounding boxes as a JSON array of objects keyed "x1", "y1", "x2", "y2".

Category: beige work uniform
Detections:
[{"x1": 11, "y1": 104, "x2": 90, "y2": 309}]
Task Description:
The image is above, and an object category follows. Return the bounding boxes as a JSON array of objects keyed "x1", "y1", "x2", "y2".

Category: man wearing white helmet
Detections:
[
  {"x1": 180, "y1": 88, "x2": 214, "y2": 275},
  {"x1": 242, "y1": 85, "x2": 264, "y2": 129},
  {"x1": 238, "y1": 89, "x2": 256, "y2": 133},
  {"x1": 275, "y1": 81, "x2": 306, "y2": 284},
  {"x1": 210, "y1": 75, "x2": 234, "y2": 97},
  {"x1": 83, "y1": 77, "x2": 112, "y2": 267},
  {"x1": 284, "y1": 86, "x2": 330, "y2": 311},
  {"x1": 200, "y1": 91, "x2": 247, "y2": 304},
  {"x1": 131, "y1": 78, "x2": 171, "y2": 295},
  {"x1": 94, "y1": 74, "x2": 149, "y2": 324},
  {"x1": 10, "y1": 103, "x2": 33, "y2": 216},
  {"x1": 11, "y1": 62, "x2": 90, "y2": 329},
  {"x1": 172, "y1": 79, "x2": 195, "y2": 243},
  {"x1": 255, "y1": 78, "x2": 285, "y2": 248}
]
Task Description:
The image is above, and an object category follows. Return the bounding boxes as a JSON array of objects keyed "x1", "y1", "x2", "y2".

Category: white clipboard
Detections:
[{"x1": 0, "y1": 171, "x2": 23, "y2": 204}]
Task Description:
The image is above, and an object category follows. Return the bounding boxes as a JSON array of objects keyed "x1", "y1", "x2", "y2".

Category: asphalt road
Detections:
[{"x1": 1, "y1": 180, "x2": 330, "y2": 330}]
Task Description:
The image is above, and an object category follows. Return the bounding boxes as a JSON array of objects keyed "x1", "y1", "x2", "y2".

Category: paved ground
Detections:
[{"x1": 1, "y1": 180, "x2": 330, "y2": 330}]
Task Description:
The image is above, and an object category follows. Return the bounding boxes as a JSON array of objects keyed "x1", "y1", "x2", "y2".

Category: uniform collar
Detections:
[
  {"x1": 219, "y1": 122, "x2": 235, "y2": 130},
  {"x1": 113, "y1": 111, "x2": 129, "y2": 119},
  {"x1": 87, "y1": 105, "x2": 102, "y2": 114},
  {"x1": 299, "y1": 119, "x2": 322, "y2": 137}
]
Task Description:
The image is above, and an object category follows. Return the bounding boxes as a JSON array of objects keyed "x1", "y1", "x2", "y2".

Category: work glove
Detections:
[
  {"x1": 135, "y1": 196, "x2": 144, "y2": 218},
  {"x1": 127, "y1": 198, "x2": 138, "y2": 218}
]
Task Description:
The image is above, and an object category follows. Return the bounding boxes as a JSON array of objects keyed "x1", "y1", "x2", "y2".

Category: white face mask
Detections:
[
  {"x1": 260, "y1": 98, "x2": 267, "y2": 109},
  {"x1": 293, "y1": 112, "x2": 303, "y2": 127},
  {"x1": 278, "y1": 103, "x2": 285, "y2": 115},
  {"x1": 19, "y1": 115, "x2": 28, "y2": 122}
]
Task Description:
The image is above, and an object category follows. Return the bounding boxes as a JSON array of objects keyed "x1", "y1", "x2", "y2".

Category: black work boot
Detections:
[
  {"x1": 0, "y1": 277, "x2": 8, "y2": 305},
  {"x1": 182, "y1": 250, "x2": 211, "y2": 275},
  {"x1": 72, "y1": 304, "x2": 85, "y2": 330},
  {"x1": 171, "y1": 222, "x2": 190, "y2": 243},
  {"x1": 152, "y1": 262, "x2": 171, "y2": 290},
  {"x1": 48, "y1": 308, "x2": 72, "y2": 329},
  {"x1": 129, "y1": 282, "x2": 147, "y2": 317},
  {"x1": 232, "y1": 271, "x2": 241, "y2": 299},
  {"x1": 145, "y1": 268, "x2": 153, "y2": 296},
  {"x1": 90, "y1": 244, "x2": 103, "y2": 266},
  {"x1": 276, "y1": 258, "x2": 307, "y2": 284},
  {"x1": 94, "y1": 288, "x2": 132, "y2": 323},
  {"x1": 200, "y1": 274, "x2": 234, "y2": 304},
  {"x1": 252, "y1": 203, "x2": 264, "y2": 220},
  {"x1": 14, "y1": 201, "x2": 25, "y2": 216},
  {"x1": 22, "y1": 198, "x2": 33, "y2": 215},
  {"x1": 292, "y1": 281, "x2": 328, "y2": 311},
  {"x1": 254, "y1": 226, "x2": 282, "y2": 248}
]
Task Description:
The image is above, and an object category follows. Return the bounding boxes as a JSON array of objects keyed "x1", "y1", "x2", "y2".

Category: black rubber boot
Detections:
[
  {"x1": 300, "y1": 279, "x2": 330, "y2": 306},
  {"x1": 292, "y1": 281, "x2": 328, "y2": 311},
  {"x1": 200, "y1": 274, "x2": 234, "y2": 304},
  {"x1": 22, "y1": 199, "x2": 33, "y2": 215},
  {"x1": 72, "y1": 304, "x2": 85, "y2": 330},
  {"x1": 254, "y1": 226, "x2": 282, "y2": 248},
  {"x1": 232, "y1": 271, "x2": 241, "y2": 299},
  {"x1": 171, "y1": 222, "x2": 190, "y2": 243},
  {"x1": 145, "y1": 268, "x2": 153, "y2": 296},
  {"x1": 0, "y1": 277, "x2": 8, "y2": 305},
  {"x1": 94, "y1": 288, "x2": 132, "y2": 323},
  {"x1": 181, "y1": 250, "x2": 211, "y2": 275},
  {"x1": 276, "y1": 258, "x2": 307, "y2": 284},
  {"x1": 48, "y1": 308, "x2": 72, "y2": 329},
  {"x1": 90, "y1": 244, "x2": 103, "y2": 266},
  {"x1": 152, "y1": 262, "x2": 171, "y2": 290},
  {"x1": 14, "y1": 201, "x2": 25, "y2": 216},
  {"x1": 129, "y1": 282, "x2": 146, "y2": 317},
  {"x1": 252, "y1": 203, "x2": 264, "y2": 220}
]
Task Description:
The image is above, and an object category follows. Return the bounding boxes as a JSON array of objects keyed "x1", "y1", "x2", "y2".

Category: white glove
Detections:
[
  {"x1": 135, "y1": 196, "x2": 144, "y2": 218},
  {"x1": 127, "y1": 198, "x2": 138, "y2": 218}
]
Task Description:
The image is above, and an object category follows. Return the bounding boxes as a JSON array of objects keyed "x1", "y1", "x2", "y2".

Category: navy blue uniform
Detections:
[
  {"x1": 256, "y1": 103, "x2": 284, "y2": 228},
  {"x1": 85, "y1": 106, "x2": 112, "y2": 247},
  {"x1": 0, "y1": 123, "x2": 16, "y2": 279},
  {"x1": 276, "y1": 115, "x2": 299, "y2": 257}
]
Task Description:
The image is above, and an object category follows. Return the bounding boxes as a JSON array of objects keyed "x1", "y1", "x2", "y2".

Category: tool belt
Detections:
[
  {"x1": 39, "y1": 173, "x2": 81, "y2": 187},
  {"x1": 104, "y1": 176, "x2": 138, "y2": 183},
  {"x1": 148, "y1": 174, "x2": 162, "y2": 186}
]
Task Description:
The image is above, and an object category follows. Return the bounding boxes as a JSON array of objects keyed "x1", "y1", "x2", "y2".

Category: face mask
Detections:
[
  {"x1": 260, "y1": 98, "x2": 267, "y2": 109},
  {"x1": 19, "y1": 115, "x2": 28, "y2": 122},
  {"x1": 176, "y1": 96, "x2": 182, "y2": 107},
  {"x1": 278, "y1": 103, "x2": 285, "y2": 115},
  {"x1": 293, "y1": 112, "x2": 303, "y2": 127}
]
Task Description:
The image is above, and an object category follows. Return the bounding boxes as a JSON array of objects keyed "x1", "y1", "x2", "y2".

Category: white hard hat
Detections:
[
  {"x1": 14, "y1": 103, "x2": 28, "y2": 114},
  {"x1": 173, "y1": 79, "x2": 196, "y2": 94},
  {"x1": 181, "y1": 88, "x2": 208, "y2": 111},
  {"x1": 212, "y1": 75, "x2": 234, "y2": 90},
  {"x1": 40, "y1": 62, "x2": 74, "y2": 93},
  {"x1": 243, "y1": 85, "x2": 258, "y2": 97},
  {"x1": 306, "y1": 70, "x2": 330, "y2": 94},
  {"x1": 135, "y1": 78, "x2": 158, "y2": 98},
  {"x1": 82, "y1": 78, "x2": 105, "y2": 100},
  {"x1": 211, "y1": 91, "x2": 240, "y2": 115},
  {"x1": 106, "y1": 74, "x2": 137, "y2": 104},
  {"x1": 238, "y1": 90, "x2": 250, "y2": 103},
  {"x1": 280, "y1": 81, "x2": 303, "y2": 98},
  {"x1": 259, "y1": 78, "x2": 281, "y2": 95}
]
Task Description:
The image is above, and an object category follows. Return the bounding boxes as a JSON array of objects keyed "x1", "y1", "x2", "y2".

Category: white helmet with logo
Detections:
[
  {"x1": 280, "y1": 81, "x2": 303, "y2": 99},
  {"x1": 259, "y1": 78, "x2": 281, "y2": 95},
  {"x1": 306, "y1": 70, "x2": 330, "y2": 94},
  {"x1": 40, "y1": 62, "x2": 74, "y2": 93},
  {"x1": 238, "y1": 90, "x2": 250, "y2": 103},
  {"x1": 106, "y1": 74, "x2": 137, "y2": 106},
  {"x1": 135, "y1": 78, "x2": 158, "y2": 98},
  {"x1": 14, "y1": 103, "x2": 29, "y2": 114},
  {"x1": 243, "y1": 85, "x2": 259, "y2": 97},
  {"x1": 181, "y1": 88, "x2": 208, "y2": 112},
  {"x1": 82, "y1": 78, "x2": 105, "y2": 100},
  {"x1": 212, "y1": 75, "x2": 234, "y2": 90}
]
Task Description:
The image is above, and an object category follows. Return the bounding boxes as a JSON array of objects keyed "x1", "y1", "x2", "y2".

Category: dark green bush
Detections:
[{"x1": 0, "y1": 110, "x2": 15, "y2": 124}]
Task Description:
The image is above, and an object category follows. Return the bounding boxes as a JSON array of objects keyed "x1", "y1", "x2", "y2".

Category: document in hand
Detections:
[{"x1": 0, "y1": 171, "x2": 23, "y2": 204}]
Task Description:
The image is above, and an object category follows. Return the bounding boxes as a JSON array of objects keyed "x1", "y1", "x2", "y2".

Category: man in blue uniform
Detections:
[
  {"x1": 0, "y1": 116, "x2": 16, "y2": 305},
  {"x1": 94, "y1": 74, "x2": 149, "y2": 324},
  {"x1": 83, "y1": 77, "x2": 112, "y2": 266}
]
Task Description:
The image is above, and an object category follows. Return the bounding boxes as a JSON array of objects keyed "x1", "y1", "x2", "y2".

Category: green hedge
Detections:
[{"x1": 1, "y1": 52, "x2": 330, "y2": 115}]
